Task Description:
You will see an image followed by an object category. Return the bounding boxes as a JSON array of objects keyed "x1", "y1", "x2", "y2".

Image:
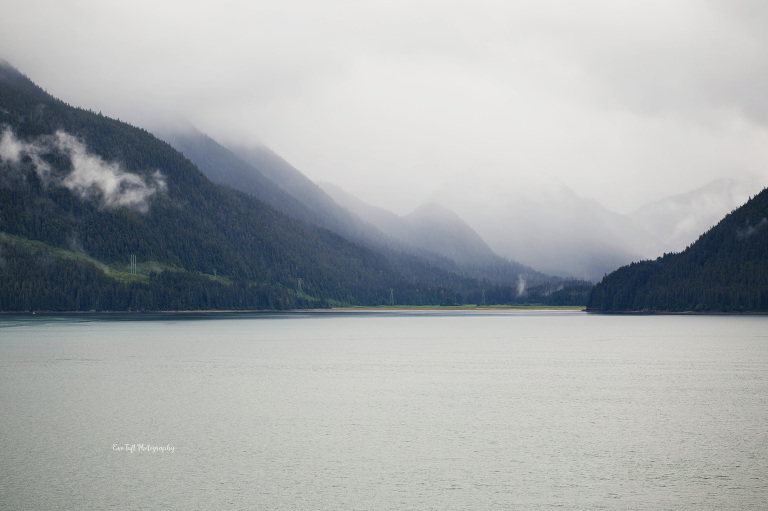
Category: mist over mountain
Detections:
[
  {"x1": 429, "y1": 169, "x2": 765, "y2": 282},
  {"x1": 3, "y1": 60, "x2": 527, "y2": 310},
  {"x1": 157, "y1": 120, "x2": 759, "y2": 289},
  {"x1": 588, "y1": 185, "x2": 768, "y2": 312},
  {"x1": 224, "y1": 141, "x2": 380, "y2": 243},
  {"x1": 159, "y1": 124, "x2": 569, "y2": 289},
  {"x1": 13, "y1": 55, "x2": 756, "y2": 311},
  {"x1": 322, "y1": 183, "x2": 495, "y2": 266},
  {"x1": 156, "y1": 127, "x2": 376, "y2": 244},
  {"x1": 321, "y1": 181, "x2": 559, "y2": 286},
  {"x1": 404, "y1": 202, "x2": 497, "y2": 267},
  {"x1": 430, "y1": 171, "x2": 662, "y2": 281},
  {"x1": 629, "y1": 178, "x2": 759, "y2": 254},
  {"x1": 157, "y1": 127, "x2": 307, "y2": 217}
]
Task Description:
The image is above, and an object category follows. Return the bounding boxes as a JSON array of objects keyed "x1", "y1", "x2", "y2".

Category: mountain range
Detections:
[
  {"x1": 161, "y1": 126, "x2": 759, "y2": 284},
  {"x1": 157, "y1": 126, "x2": 552, "y2": 288},
  {"x1": 429, "y1": 169, "x2": 761, "y2": 281},
  {"x1": 0, "y1": 60, "x2": 588, "y2": 311},
  {"x1": 2, "y1": 58, "x2": 765, "y2": 313}
]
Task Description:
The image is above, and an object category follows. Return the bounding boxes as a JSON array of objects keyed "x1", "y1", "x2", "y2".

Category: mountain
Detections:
[
  {"x1": 157, "y1": 128, "x2": 311, "y2": 221},
  {"x1": 322, "y1": 182, "x2": 497, "y2": 266},
  {"x1": 432, "y1": 171, "x2": 661, "y2": 281},
  {"x1": 587, "y1": 187, "x2": 768, "y2": 312},
  {"x1": 0, "y1": 60, "x2": 485, "y2": 310},
  {"x1": 228, "y1": 143, "x2": 346, "y2": 223},
  {"x1": 629, "y1": 178, "x2": 759, "y2": 254},
  {"x1": 404, "y1": 202, "x2": 498, "y2": 267},
  {"x1": 320, "y1": 181, "x2": 555, "y2": 284},
  {"x1": 160, "y1": 126, "x2": 562, "y2": 288},
  {"x1": 226, "y1": 140, "x2": 537, "y2": 280},
  {"x1": 0, "y1": 60, "x2": 589, "y2": 310},
  {"x1": 158, "y1": 129, "x2": 374, "y2": 243}
]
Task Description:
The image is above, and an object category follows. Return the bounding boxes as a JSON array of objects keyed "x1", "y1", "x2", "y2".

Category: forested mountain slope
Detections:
[
  {"x1": 158, "y1": 128, "x2": 375, "y2": 243},
  {"x1": 0, "y1": 61, "x2": 593, "y2": 310},
  {"x1": 587, "y1": 187, "x2": 768, "y2": 312},
  {"x1": 0, "y1": 61, "x2": 479, "y2": 310}
]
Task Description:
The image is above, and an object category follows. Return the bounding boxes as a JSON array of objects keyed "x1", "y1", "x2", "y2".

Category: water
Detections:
[{"x1": 1, "y1": 310, "x2": 767, "y2": 510}]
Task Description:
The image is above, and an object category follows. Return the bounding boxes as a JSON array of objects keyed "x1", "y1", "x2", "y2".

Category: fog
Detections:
[
  {"x1": 2, "y1": 0, "x2": 768, "y2": 274},
  {"x1": 0, "y1": 129, "x2": 166, "y2": 213}
]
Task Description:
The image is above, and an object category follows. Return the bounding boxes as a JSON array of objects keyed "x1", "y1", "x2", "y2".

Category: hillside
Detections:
[
  {"x1": 587, "y1": 188, "x2": 768, "y2": 312},
  {"x1": 158, "y1": 128, "x2": 375, "y2": 243},
  {"x1": 0, "y1": 61, "x2": 478, "y2": 310}
]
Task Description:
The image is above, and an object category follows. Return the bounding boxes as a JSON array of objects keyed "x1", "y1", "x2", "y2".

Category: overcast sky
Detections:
[{"x1": 3, "y1": 0, "x2": 768, "y2": 214}]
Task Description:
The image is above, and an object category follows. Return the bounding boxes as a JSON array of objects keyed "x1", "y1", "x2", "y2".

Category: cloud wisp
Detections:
[{"x1": 0, "y1": 129, "x2": 166, "y2": 213}]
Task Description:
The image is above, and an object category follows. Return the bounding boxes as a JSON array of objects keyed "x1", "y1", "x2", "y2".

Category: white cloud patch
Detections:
[
  {"x1": 0, "y1": 128, "x2": 166, "y2": 212},
  {"x1": 737, "y1": 217, "x2": 768, "y2": 240},
  {"x1": 516, "y1": 275, "x2": 527, "y2": 297},
  {"x1": 0, "y1": 129, "x2": 23, "y2": 163}
]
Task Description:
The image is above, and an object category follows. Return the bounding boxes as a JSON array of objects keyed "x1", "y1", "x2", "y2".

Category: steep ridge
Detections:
[{"x1": 160, "y1": 129, "x2": 375, "y2": 243}]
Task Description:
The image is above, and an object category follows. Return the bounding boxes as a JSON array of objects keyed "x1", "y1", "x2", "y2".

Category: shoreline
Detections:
[
  {"x1": 0, "y1": 306, "x2": 586, "y2": 316},
  {"x1": 5, "y1": 307, "x2": 766, "y2": 316},
  {"x1": 584, "y1": 309, "x2": 768, "y2": 316}
]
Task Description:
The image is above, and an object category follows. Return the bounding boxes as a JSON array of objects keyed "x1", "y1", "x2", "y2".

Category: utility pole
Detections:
[
  {"x1": 297, "y1": 278, "x2": 303, "y2": 297},
  {"x1": 390, "y1": 288, "x2": 394, "y2": 306}
]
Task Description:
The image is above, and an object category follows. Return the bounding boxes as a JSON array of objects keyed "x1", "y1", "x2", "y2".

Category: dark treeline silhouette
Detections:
[{"x1": 588, "y1": 187, "x2": 768, "y2": 312}]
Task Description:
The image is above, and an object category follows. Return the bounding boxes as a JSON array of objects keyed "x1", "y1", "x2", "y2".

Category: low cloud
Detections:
[
  {"x1": 516, "y1": 275, "x2": 527, "y2": 297},
  {"x1": 0, "y1": 128, "x2": 165, "y2": 213},
  {"x1": 0, "y1": 129, "x2": 23, "y2": 163},
  {"x1": 736, "y1": 218, "x2": 767, "y2": 240}
]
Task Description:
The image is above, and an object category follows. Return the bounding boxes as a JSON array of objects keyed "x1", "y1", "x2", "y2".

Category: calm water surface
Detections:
[{"x1": 1, "y1": 310, "x2": 767, "y2": 510}]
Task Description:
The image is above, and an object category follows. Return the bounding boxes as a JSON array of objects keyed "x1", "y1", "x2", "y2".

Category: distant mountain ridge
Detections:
[
  {"x1": 321, "y1": 182, "x2": 498, "y2": 266},
  {"x1": 321, "y1": 181, "x2": 553, "y2": 285},
  {"x1": 226, "y1": 140, "x2": 510, "y2": 271},
  {"x1": 404, "y1": 202, "x2": 497, "y2": 266},
  {"x1": 431, "y1": 172, "x2": 661, "y2": 281},
  {"x1": 160, "y1": 127, "x2": 557, "y2": 287}
]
